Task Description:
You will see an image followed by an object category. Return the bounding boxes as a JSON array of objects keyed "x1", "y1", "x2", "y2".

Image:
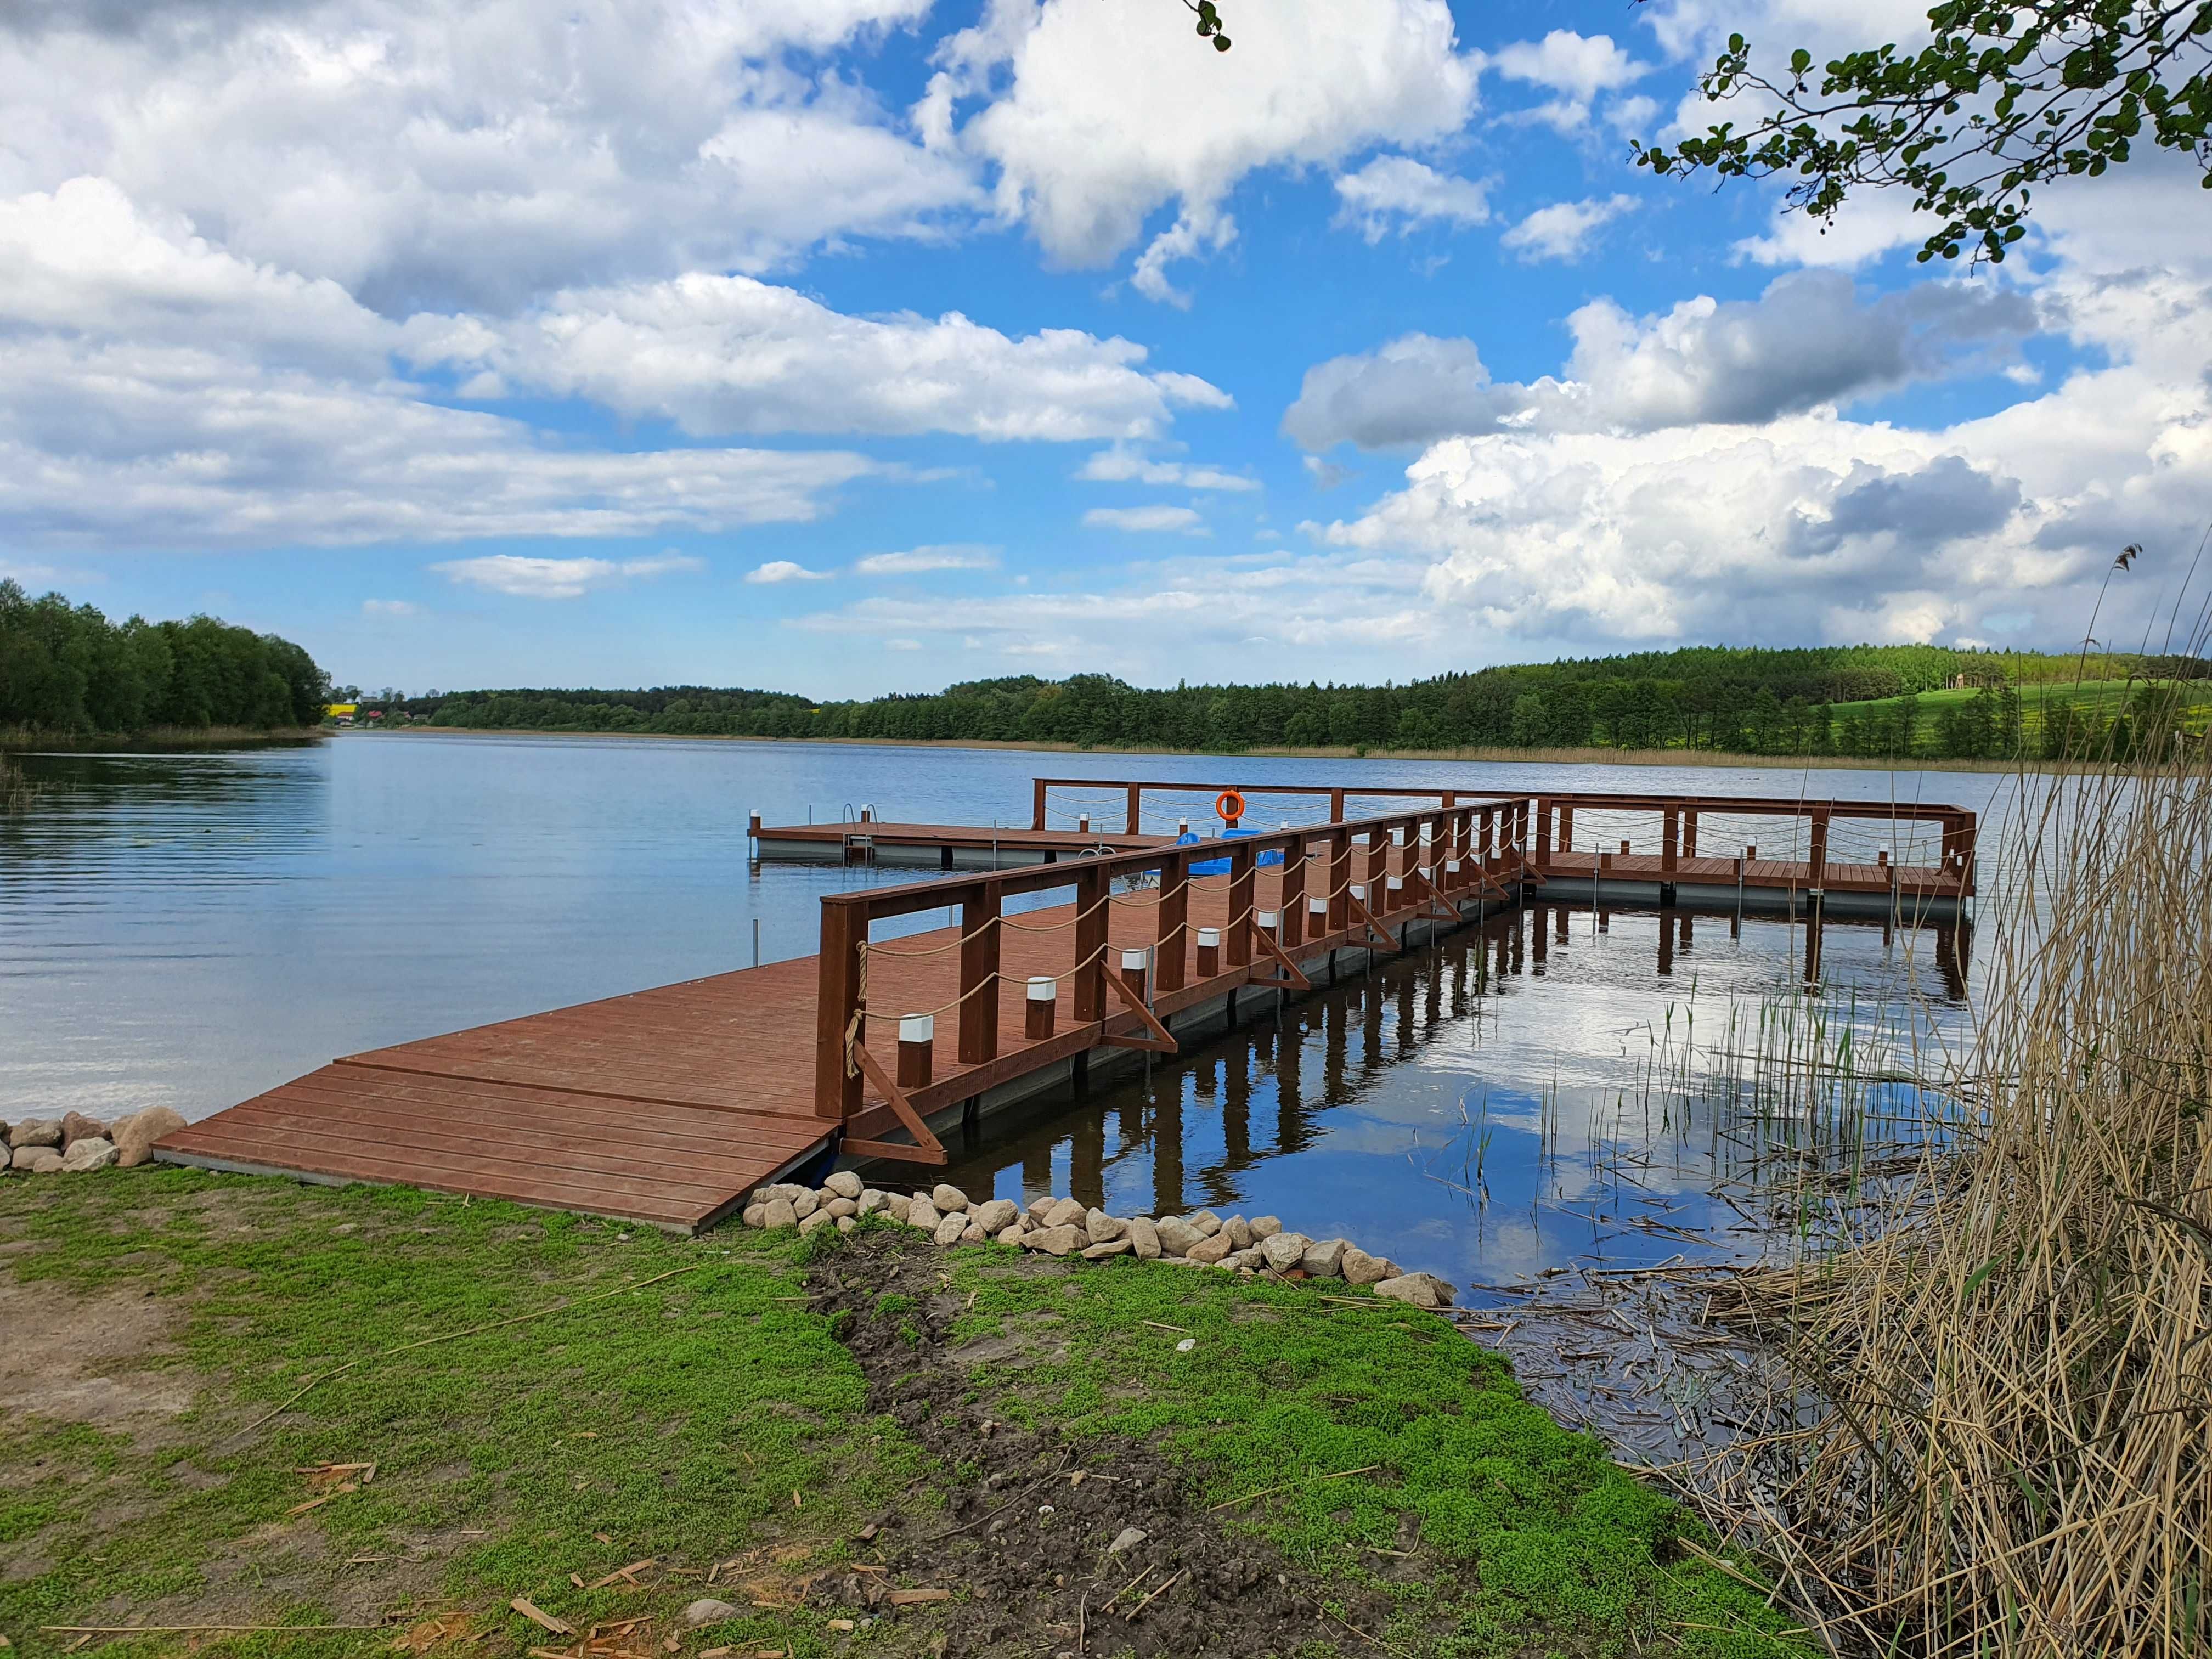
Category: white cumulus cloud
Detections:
[
  {"x1": 1076, "y1": 446, "x2": 1258, "y2": 491},
  {"x1": 1282, "y1": 270, "x2": 2035, "y2": 449},
  {"x1": 1500, "y1": 194, "x2": 1637, "y2": 262},
  {"x1": 433, "y1": 554, "x2": 708, "y2": 600},
  {"x1": 1332, "y1": 156, "x2": 1491, "y2": 242},
  {"x1": 405, "y1": 273, "x2": 1229, "y2": 441},
  {"x1": 853, "y1": 545, "x2": 1001, "y2": 574},
  {"x1": 1082, "y1": 505, "x2": 1209, "y2": 534},
  {"x1": 0, "y1": 0, "x2": 974, "y2": 314},
  {"x1": 929, "y1": 0, "x2": 1480, "y2": 297},
  {"x1": 744, "y1": 560, "x2": 834, "y2": 584}
]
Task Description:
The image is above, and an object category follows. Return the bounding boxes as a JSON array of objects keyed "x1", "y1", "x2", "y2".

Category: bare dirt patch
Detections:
[
  {"x1": 805, "y1": 1233, "x2": 1393, "y2": 1658},
  {"x1": 0, "y1": 1279, "x2": 195, "y2": 1430}
]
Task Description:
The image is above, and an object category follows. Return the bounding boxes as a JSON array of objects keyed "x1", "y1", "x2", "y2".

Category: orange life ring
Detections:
[{"x1": 1215, "y1": 788, "x2": 1246, "y2": 823}]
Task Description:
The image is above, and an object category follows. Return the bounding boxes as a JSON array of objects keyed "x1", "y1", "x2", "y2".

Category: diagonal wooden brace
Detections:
[
  {"x1": 1104, "y1": 967, "x2": 1177, "y2": 1053},
  {"x1": 1346, "y1": 891, "x2": 1400, "y2": 952},
  {"x1": 1410, "y1": 867, "x2": 1458, "y2": 921},
  {"x1": 1246, "y1": 922, "x2": 1311, "y2": 990},
  {"x1": 851, "y1": 1044, "x2": 949, "y2": 1164}
]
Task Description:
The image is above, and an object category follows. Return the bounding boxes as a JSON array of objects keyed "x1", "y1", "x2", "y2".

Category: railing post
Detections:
[
  {"x1": 1279, "y1": 832, "x2": 1307, "y2": 946},
  {"x1": 1073, "y1": 865, "x2": 1109, "y2": 1023},
  {"x1": 1126, "y1": 782, "x2": 1143, "y2": 836},
  {"x1": 1662, "y1": 806, "x2": 1679, "y2": 874},
  {"x1": 815, "y1": 898, "x2": 866, "y2": 1120},
  {"x1": 1226, "y1": 842, "x2": 1256, "y2": 967},
  {"x1": 1367, "y1": 827, "x2": 1392, "y2": 913},
  {"x1": 1329, "y1": 787, "x2": 1346, "y2": 823},
  {"x1": 1558, "y1": 804, "x2": 1575, "y2": 855},
  {"x1": 1536, "y1": 799, "x2": 1554, "y2": 872},
  {"x1": 958, "y1": 884, "x2": 1001, "y2": 1065},
  {"x1": 1809, "y1": 809, "x2": 1830, "y2": 891},
  {"x1": 1683, "y1": 810, "x2": 1699, "y2": 859},
  {"x1": 1329, "y1": 831, "x2": 1352, "y2": 933},
  {"x1": 1156, "y1": 850, "x2": 1190, "y2": 994},
  {"x1": 1483, "y1": 809, "x2": 1499, "y2": 872},
  {"x1": 1032, "y1": 778, "x2": 1048, "y2": 832}
]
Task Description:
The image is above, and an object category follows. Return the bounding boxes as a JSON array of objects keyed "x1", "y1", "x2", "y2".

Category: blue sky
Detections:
[{"x1": 1, "y1": 0, "x2": 2205, "y2": 697}]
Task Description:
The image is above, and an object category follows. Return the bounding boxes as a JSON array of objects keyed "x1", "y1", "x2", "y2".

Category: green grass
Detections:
[
  {"x1": 937, "y1": 1249, "x2": 1802, "y2": 1657},
  {"x1": 0, "y1": 1169, "x2": 917, "y2": 1658},
  {"x1": 1829, "y1": 676, "x2": 2212, "y2": 724},
  {"x1": 0, "y1": 1170, "x2": 1805, "y2": 1658}
]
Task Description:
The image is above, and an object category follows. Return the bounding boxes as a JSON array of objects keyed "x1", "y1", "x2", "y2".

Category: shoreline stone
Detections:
[
  {"x1": 113, "y1": 1106, "x2": 185, "y2": 1168},
  {"x1": 1023, "y1": 1224, "x2": 1081, "y2": 1257},
  {"x1": 1186, "y1": 1231, "x2": 1234, "y2": 1266},
  {"x1": 733, "y1": 1182, "x2": 1457, "y2": 1310}
]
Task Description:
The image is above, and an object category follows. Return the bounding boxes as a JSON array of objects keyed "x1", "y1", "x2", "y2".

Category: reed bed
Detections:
[
  {"x1": 1, "y1": 751, "x2": 40, "y2": 812},
  {"x1": 1687, "y1": 681, "x2": 2212, "y2": 1657}
]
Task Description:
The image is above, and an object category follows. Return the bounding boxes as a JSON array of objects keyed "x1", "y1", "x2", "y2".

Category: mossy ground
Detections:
[{"x1": 0, "y1": 1169, "x2": 1804, "y2": 1658}]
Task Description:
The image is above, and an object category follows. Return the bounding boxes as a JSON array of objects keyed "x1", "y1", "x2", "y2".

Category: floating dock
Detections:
[{"x1": 157, "y1": 779, "x2": 1975, "y2": 1231}]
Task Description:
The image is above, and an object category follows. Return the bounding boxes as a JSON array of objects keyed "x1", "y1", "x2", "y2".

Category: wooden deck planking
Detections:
[{"x1": 761, "y1": 820, "x2": 1173, "y2": 851}]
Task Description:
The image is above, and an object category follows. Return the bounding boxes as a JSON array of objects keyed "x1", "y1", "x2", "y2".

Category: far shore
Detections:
[
  {"x1": 1, "y1": 724, "x2": 326, "y2": 752},
  {"x1": 376, "y1": 721, "x2": 2035, "y2": 775}
]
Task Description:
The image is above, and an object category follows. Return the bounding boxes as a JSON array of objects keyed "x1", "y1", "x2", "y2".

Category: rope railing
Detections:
[{"x1": 840, "y1": 840, "x2": 1498, "y2": 1075}]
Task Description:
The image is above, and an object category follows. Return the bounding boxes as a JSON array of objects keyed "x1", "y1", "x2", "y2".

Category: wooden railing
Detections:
[
  {"x1": 817, "y1": 781, "x2": 1978, "y2": 1152},
  {"x1": 1525, "y1": 789, "x2": 1978, "y2": 888},
  {"x1": 1029, "y1": 776, "x2": 1497, "y2": 834},
  {"x1": 815, "y1": 798, "x2": 1534, "y2": 1129},
  {"x1": 1032, "y1": 777, "x2": 1978, "y2": 889}
]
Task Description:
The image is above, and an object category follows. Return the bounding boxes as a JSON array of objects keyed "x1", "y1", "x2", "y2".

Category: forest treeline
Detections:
[
  {"x1": 409, "y1": 642, "x2": 2210, "y2": 762},
  {"x1": 0, "y1": 581, "x2": 330, "y2": 735}
]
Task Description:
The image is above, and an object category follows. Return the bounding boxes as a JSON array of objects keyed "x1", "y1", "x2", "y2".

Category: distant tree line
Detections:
[
  {"x1": 409, "y1": 643, "x2": 2208, "y2": 763},
  {"x1": 0, "y1": 581, "x2": 330, "y2": 735}
]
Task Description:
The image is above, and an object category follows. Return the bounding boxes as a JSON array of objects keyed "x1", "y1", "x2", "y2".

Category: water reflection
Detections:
[{"x1": 939, "y1": 900, "x2": 1971, "y2": 1291}]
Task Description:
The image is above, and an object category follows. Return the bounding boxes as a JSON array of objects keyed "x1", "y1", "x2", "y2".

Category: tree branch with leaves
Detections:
[
  {"x1": 1634, "y1": 1, "x2": 2212, "y2": 264},
  {"x1": 1185, "y1": 0, "x2": 1231, "y2": 52}
]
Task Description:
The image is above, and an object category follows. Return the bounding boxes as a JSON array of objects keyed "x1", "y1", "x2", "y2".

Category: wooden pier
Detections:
[{"x1": 157, "y1": 780, "x2": 1975, "y2": 1231}]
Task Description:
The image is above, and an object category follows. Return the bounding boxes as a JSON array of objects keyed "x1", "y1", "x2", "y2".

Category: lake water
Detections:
[{"x1": 4, "y1": 732, "x2": 2005, "y2": 1288}]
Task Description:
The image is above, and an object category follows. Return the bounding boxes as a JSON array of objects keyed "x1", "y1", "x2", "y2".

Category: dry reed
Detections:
[{"x1": 1689, "y1": 673, "x2": 2211, "y2": 1656}]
